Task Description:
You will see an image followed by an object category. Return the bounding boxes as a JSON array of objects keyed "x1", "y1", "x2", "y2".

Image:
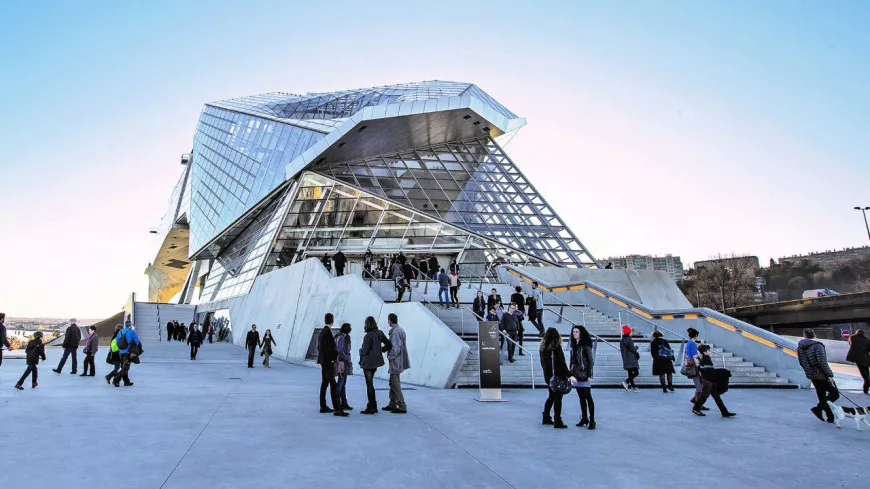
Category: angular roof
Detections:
[{"x1": 209, "y1": 81, "x2": 517, "y2": 132}]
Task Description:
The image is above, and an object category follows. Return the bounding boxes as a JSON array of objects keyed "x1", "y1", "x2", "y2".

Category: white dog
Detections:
[{"x1": 827, "y1": 401, "x2": 870, "y2": 430}]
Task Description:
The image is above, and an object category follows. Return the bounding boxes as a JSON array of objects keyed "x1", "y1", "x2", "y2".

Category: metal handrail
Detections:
[
  {"x1": 498, "y1": 329, "x2": 535, "y2": 389},
  {"x1": 619, "y1": 309, "x2": 689, "y2": 367},
  {"x1": 545, "y1": 305, "x2": 620, "y2": 351}
]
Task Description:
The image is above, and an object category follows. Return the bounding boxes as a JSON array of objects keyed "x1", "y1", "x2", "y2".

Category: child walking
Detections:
[{"x1": 15, "y1": 331, "x2": 46, "y2": 390}]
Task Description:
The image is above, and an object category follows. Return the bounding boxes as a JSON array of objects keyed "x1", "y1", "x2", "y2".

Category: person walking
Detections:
[
  {"x1": 104, "y1": 324, "x2": 123, "y2": 384},
  {"x1": 437, "y1": 269, "x2": 451, "y2": 308},
  {"x1": 166, "y1": 320, "x2": 173, "y2": 342},
  {"x1": 0, "y1": 313, "x2": 10, "y2": 375},
  {"x1": 569, "y1": 325, "x2": 596, "y2": 429},
  {"x1": 53, "y1": 318, "x2": 82, "y2": 375},
  {"x1": 500, "y1": 304, "x2": 521, "y2": 363},
  {"x1": 245, "y1": 325, "x2": 260, "y2": 368},
  {"x1": 797, "y1": 328, "x2": 836, "y2": 423},
  {"x1": 333, "y1": 250, "x2": 347, "y2": 277},
  {"x1": 540, "y1": 327, "x2": 569, "y2": 429},
  {"x1": 322, "y1": 253, "x2": 332, "y2": 275},
  {"x1": 384, "y1": 313, "x2": 410, "y2": 414},
  {"x1": 530, "y1": 282, "x2": 545, "y2": 334},
  {"x1": 486, "y1": 288, "x2": 503, "y2": 319},
  {"x1": 334, "y1": 323, "x2": 353, "y2": 411},
  {"x1": 846, "y1": 329, "x2": 870, "y2": 394},
  {"x1": 391, "y1": 259, "x2": 404, "y2": 282},
  {"x1": 187, "y1": 323, "x2": 203, "y2": 360},
  {"x1": 692, "y1": 344, "x2": 737, "y2": 417},
  {"x1": 402, "y1": 260, "x2": 414, "y2": 282},
  {"x1": 427, "y1": 256, "x2": 439, "y2": 280},
  {"x1": 317, "y1": 314, "x2": 348, "y2": 416},
  {"x1": 472, "y1": 290, "x2": 487, "y2": 320},
  {"x1": 112, "y1": 320, "x2": 140, "y2": 387},
  {"x1": 261, "y1": 329, "x2": 277, "y2": 368},
  {"x1": 419, "y1": 257, "x2": 429, "y2": 279},
  {"x1": 358, "y1": 316, "x2": 391, "y2": 415},
  {"x1": 619, "y1": 326, "x2": 640, "y2": 391},
  {"x1": 650, "y1": 330, "x2": 675, "y2": 393},
  {"x1": 80, "y1": 326, "x2": 99, "y2": 377},
  {"x1": 14, "y1": 331, "x2": 46, "y2": 390},
  {"x1": 180, "y1": 323, "x2": 188, "y2": 343},
  {"x1": 207, "y1": 323, "x2": 215, "y2": 344},
  {"x1": 510, "y1": 286, "x2": 527, "y2": 354},
  {"x1": 685, "y1": 328, "x2": 706, "y2": 408},
  {"x1": 448, "y1": 270, "x2": 460, "y2": 308},
  {"x1": 395, "y1": 275, "x2": 411, "y2": 303}
]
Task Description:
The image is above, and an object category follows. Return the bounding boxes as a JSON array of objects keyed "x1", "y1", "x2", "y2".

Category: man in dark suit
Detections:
[
  {"x1": 317, "y1": 313, "x2": 348, "y2": 417},
  {"x1": 510, "y1": 286, "x2": 527, "y2": 355},
  {"x1": 245, "y1": 325, "x2": 260, "y2": 368}
]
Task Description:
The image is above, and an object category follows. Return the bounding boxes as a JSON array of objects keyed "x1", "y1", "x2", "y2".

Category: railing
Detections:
[
  {"x1": 498, "y1": 330, "x2": 535, "y2": 389},
  {"x1": 619, "y1": 308, "x2": 689, "y2": 367}
]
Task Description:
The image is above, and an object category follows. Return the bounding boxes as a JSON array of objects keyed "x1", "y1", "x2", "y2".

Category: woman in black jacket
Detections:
[
  {"x1": 540, "y1": 327, "x2": 569, "y2": 429},
  {"x1": 472, "y1": 291, "x2": 487, "y2": 320},
  {"x1": 15, "y1": 331, "x2": 46, "y2": 390},
  {"x1": 260, "y1": 329, "x2": 277, "y2": 368},
  {"x1": 847, "y1": 329, "x2": 870, "y2": 394},
  {"x1": 569, "y1": 325, "x2": 595, "y2": 429},
  {"x1": 358, "y1": 316, "x2": 391, "y2": 415},
  {"x1": 650, "y1": 330, "x2": 675, "y2": 393},
  {"x1": 693, "y1": 344, "x2": 736, "y2": 417}
]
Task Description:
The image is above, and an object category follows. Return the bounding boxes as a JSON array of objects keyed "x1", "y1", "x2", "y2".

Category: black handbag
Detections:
[{"x1": 549, "y1": 352, "x2": 572, "y2": 394}]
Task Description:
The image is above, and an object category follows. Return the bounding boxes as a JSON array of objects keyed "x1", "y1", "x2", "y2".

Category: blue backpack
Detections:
[{"x1": 658, "y1": 342, "x2": 674, "y2": 358}]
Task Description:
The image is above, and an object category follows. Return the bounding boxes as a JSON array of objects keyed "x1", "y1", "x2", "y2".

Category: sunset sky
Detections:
[{"x1": 1, "y1": 0, "x2": 868, "y2": 317}]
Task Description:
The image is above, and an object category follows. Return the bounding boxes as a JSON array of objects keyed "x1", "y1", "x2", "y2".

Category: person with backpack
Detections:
[
  {"x1": 112, "y1": 320, "x2": 140, "y2": 387},
  {"x1": 187, "y1": 323, "x2": 203, "y2": 360},
  {"x1": 358, "y1": 316, "x2": 391, "y2": 415},
  {"x1": 80, "y1": 326, "x2": 99, "y2": 377},
  {"x1": 692, "y1": 344, "x2": 736, "y2": 417},
  {"x1": 619, "y1": 325, "x2": 640, "y2": 391},
  {"x1": 105, "y1": 324, "x2": 123, "y2": 384},
  {"x1": 14, "y1": 331, "x2": 46, "y2": 390},
  {"x1": 797, "y1": 328, "x2": 836, "y2": 423},
  {"x1": 53, "y1": 318, "x2": 82, "y2": 375},
  {"x1": 846, "y1": 329, "x2": 870, "y2": 394},
  {"x1": 570, "y1": 325, "x2": 596, "y2": 429},
  {"x1": 650, "y1": 330, "x2": 675, "y2": 393},
  {"x1": 685, "y1": 328, "x2": 706, "y2": 409}
]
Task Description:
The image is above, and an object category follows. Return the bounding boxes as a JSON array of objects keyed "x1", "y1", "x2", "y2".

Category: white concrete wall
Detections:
[{"x1": 198, "y1": 258, "x2": 469, "y2": 388}]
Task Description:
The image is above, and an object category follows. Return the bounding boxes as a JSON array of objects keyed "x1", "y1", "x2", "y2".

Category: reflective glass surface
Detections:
[
  {"x1": 261, "y1": 172, "x2": 539, "y2": 278},
  {"x1": 310, "y1": 137, "x2": 595, "y2": 266},
  {"x1": 212, "y1": 81, "x2": 515, "y2": 122},
  {"x1": 188, "y1": 106, "x2": 324, "y2": 253},
  {"x1": 198, "y1": 184, "x2": 295, "y2": 302}
]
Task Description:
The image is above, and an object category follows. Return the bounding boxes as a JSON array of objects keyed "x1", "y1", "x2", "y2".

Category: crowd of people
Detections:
[{"x1": 314, "y1": 312, "x2": 410, "y2": 416}]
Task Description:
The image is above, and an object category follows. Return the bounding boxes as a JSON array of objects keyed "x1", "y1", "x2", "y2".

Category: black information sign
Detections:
[{"x1": 478, "y1": 320, "x2": 501, "y2": 389}]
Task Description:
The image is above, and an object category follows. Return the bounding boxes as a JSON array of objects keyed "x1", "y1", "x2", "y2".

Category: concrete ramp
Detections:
[
  {"x1": 195, "y1": 258, "x2": 469, "y2": 389},
  {"x1": 504, "y1": 266, "x2": 691, "y2": 309}
]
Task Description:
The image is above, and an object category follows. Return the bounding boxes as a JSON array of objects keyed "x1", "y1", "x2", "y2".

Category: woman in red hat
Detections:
[{"x1": 620, "y1": 326, "x2": 640, "y2": 391}]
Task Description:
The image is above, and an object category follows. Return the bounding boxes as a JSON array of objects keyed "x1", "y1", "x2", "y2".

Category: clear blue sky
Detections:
[{"x1": 1, "y1": 0, "x2": 868, "y2": 317}]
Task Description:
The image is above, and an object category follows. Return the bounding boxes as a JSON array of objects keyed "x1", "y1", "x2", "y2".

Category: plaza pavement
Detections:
[{"x1": 1, "y1": 342, "x2": 868, "y2": 489}]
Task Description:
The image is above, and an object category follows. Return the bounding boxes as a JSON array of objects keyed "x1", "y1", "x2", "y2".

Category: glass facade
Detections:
[
  {"x1": 181, "y1": 81, "x2": 598, "y2": 303},
  {"x1": 310, "y1": 137, "x2": 594, "y2": 266},
  {"x1": 261, "y1": 172, "x2": 537, "y2": 278},
  {"x1": 198, "y1": 183, "x2": 294, "y2": 302},
  {"x1": 189, "y1": 105, "x2": 323, "y2": 253}
]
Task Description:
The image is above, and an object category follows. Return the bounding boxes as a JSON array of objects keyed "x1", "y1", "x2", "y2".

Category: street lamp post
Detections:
[{"x1": 854, "y1": 206, "x2": 870, "y2": 243}]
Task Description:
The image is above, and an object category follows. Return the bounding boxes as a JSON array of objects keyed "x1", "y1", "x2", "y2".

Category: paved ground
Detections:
[{"x1": 1, "y1": 342, "x2": 868, "y2": 489}]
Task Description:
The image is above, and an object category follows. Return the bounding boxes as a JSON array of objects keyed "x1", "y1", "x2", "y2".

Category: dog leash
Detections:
[{"x1": 833, "y1": 381, "x2": 862, "y2": 408}]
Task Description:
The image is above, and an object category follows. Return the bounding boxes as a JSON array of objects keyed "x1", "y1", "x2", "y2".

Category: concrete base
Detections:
[{"x1": 1, "y1": 343, "x2": 868, "y2": 489}]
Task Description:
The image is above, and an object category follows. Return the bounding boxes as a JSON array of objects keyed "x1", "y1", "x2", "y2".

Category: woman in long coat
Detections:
[
  {"x1": 358, "y1": 316, "x2": 391, "y2": 414},
  {"x1": 650, "y1": 330, "x2": 675, "y2": 393}
]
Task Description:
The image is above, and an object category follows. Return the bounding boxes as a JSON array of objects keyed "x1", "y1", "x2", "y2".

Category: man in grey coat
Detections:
[
  {"x1": 54, "y1": 318, "x2": 82, "y2": 374},
  {"x1": 80, "y1": 325, "x2": 99, "y2": 377},
  {"x1": 384, "y1": 313, "x2": 410, "y2": 414}
]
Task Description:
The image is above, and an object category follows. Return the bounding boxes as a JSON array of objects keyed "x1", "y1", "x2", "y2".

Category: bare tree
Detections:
[{"x1": 694, "y1": 253, "x2": 758, "y2": 310}]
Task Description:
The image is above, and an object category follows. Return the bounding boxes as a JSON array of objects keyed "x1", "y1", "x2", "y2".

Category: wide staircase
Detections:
[
  {"x1": 133, "y1": 302, "x2": 196, "y2": 343},
  {"x1": 366, "y1": 276, "x2": 788, "y2": 388}
]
